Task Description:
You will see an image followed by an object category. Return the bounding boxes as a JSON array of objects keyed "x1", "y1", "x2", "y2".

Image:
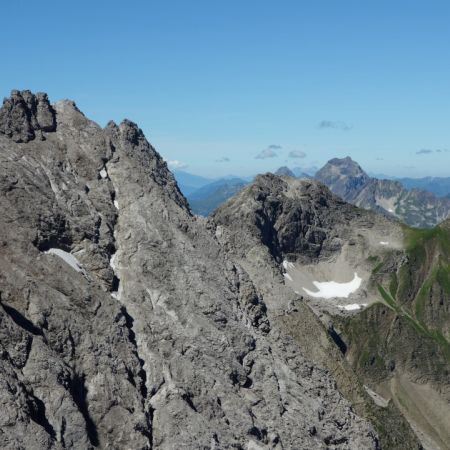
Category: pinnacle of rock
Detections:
[{"x1": 0, "y1": 90, "x2": 56, "y2": 142}]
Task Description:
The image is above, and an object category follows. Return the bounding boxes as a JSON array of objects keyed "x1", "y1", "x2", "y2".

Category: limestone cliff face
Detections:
[{"x1": 0, "y1": 91, "x2": 379, "y2": 449}]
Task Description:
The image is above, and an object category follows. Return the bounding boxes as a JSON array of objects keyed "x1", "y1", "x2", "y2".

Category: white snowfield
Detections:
[
  {"x1": 302, "y1": 273, "x2": 362, "y2": 299},
  {"x1": 100, "y1": 168, "x2": 108, "y2": 179},
  {"x1": 114, "y1": 200, "x2": 119, "y2": 209},
  {"x1": 283, "y1": 273, "x2": 293, "y2": 282},
  {"x1": 282, "y1": 260, "x2": 295, "y2": 270},
  {"x1": 338, "y1": 303, "x2": 367, "y2": 311},
  {"x1": 45, "y1": 248, "x2": 83, "y2": 273},
  {"x1": 380, "y1": 241, "x2": 389, "y2": 246}
]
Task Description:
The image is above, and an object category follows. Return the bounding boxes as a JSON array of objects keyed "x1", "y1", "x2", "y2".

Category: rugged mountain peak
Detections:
[
  {"x1": 214, "y1": 173, "x2": 355, "y2": 263},
  {"x1": 274, "y1": 166, "x2": 295, "y2": 177},
  {"x1": 0, "y1": 89, "x2": 56, "y2": 142},
  {"x1": 315, "y1": 157, "x2": 450, "y2": 227},
  {"x1": 318, "y1": 156, "x2": 369, "y2": 179}
]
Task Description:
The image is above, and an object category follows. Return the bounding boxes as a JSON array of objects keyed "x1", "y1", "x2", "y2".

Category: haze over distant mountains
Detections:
[{"x1": 394, "y1": 176, "x2": 450, "y2": 198}]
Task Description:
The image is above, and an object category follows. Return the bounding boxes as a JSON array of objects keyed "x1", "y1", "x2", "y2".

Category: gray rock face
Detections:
[
  {"x1": 0, "y1": 90, "x2": 56, "y2": 142},
  {"x1": 213, "y1": 173, "x2": 363, "y2": 264},
  {"x1": 0, "y1": 91, "x2": 379, "y2": 449}
]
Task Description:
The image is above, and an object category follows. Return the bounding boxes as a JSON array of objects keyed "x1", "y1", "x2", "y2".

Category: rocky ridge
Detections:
[
  {"x1": 212, "y1": 173, "x2": 449, "y2": 449},
  {"x1": 0, "y1": 91, "x2": 380, "y2": 449}
]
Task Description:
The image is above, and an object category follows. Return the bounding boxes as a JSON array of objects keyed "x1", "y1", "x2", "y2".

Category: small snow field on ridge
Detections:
[{"x1": 282, "y1": 259, "x2": 370, "y2": 313}]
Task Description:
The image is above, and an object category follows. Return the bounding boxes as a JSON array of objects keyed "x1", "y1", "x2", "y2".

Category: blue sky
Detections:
[{"x1": 2, "y1": 0, "x2": 450, "y2": 177}]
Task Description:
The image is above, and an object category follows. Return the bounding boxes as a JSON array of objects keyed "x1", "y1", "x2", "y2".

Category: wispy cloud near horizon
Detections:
[
  {"x1": 318, "y1": 120, "x2": 352, "y2": 131},
  {"x1": 167, "y1": 159, "x2": 189, "y2": 170},
  {"x1": 288, "y1": 150, "x2": 306, "y2": 159},
  {"x1": 255, "y1": 148, "x2": 278, "y2": 159},
  {"x1": 416, "y1": 148, "x2": 448, "y2": 155},
  {"x1": 215, "y1": 156, "x2": 230, "y2": 162},
  {"x1": 255, "y1": 145, "x2": 282, "y2": 159}
]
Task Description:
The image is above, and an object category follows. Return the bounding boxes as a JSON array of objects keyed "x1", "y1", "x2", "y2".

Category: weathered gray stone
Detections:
[
  {"x1": 0, "y1": 91, "x2": 380, "y2": 449},
  {"x1": 0, "y1": 90, "x2": 56, "y2": 143}
]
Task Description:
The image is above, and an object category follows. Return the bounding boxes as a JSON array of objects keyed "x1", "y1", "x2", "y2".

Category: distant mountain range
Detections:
[
  {"x1": 174, "y1": 166, "x2": 317, "y2": 216},
  {"x1": 171, "y1": 170, "x2": 213, "y2": 195},
  {"x1": 174, "y1": 162, "x2": 450, "y2": 226},
  {"x1": 186, "y1": 177, "x2": 248, "y2": 216},
  {"x1": 315, "y1": 157, "x2": 450, "y2": 228},
  {"x1": 395, "y1": 176, "x2": 450, "y2": 198},
  {"x1": 172, "y1": 171, "x2": 250, "y2": 215}
]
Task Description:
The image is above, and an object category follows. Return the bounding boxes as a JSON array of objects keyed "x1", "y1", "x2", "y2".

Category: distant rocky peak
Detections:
[
  {"x1": 323, "y1": 156, "x2": 369, "y2": 178},
  {"x1": 0, "y1": 89, "x2": 56, "y2": 142},
  {"x1": 274, "y1": 166, "x2": 296, "y2": 177}
]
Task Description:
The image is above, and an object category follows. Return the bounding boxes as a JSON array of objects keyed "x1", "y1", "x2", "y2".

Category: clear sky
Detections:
[{"x1": 2, "y1": 0, "x2": 450, "y2": 178}]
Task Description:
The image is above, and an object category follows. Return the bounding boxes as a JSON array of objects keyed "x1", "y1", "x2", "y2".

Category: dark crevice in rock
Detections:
[
  {"x1": 126, "y1": 367, "x2": 137, "y2": 387},
  {"x1": 60, "y1": 417, "x2": 66, "y2": 448},
  {"x1": 328, "y1": 327, "x2": 347, "y2": 355},
  {"x1": 181, "y1": 392, "x2": 198, "y2": 412},
  {"x1": 248, "y1": 426, "x2": 267, "y2": 442},
  {"x1": 27, "y1": 391, "x2": 56, "y2": 440},
  {"x1": 111, "y1": 275, "x2": 120, "y2": 293},
  {"x1": 119, "y1": 306, "x2": 153, "y2": 447},
  {"x1": 120, "y1": 306, "x2": 147, "y2": 399},
  {"x1": 68, "y1": 372, "x2": 99, "y2": 447},
  {"x1": 1, "y1": 302, "x2": 43, "y2": 336}
]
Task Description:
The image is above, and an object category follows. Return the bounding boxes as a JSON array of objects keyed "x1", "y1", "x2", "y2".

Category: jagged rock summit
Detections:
[
  {"x1": 0, "y1": 91, "x2": 381, "y2": 449},
  {"x1": 0, "y1": 90, "x2": 56, "y2": 142}
]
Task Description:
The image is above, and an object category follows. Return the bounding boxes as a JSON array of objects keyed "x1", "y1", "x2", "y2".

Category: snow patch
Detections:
[
  {"x1": 283, "y1": 273, "x2": 293, "y2": 282},
  {"x1": 380, "y1": 241, "x2": 389, "y2": 246},
  {"x1": 114, "y1": 200, "x2": 119, "y2": 210},
  {"x1": 338, "y1": 303, "x2": 367, "y2": 311},
  {"x1": 100, "y1": 168, "x2": 108, "y2": 179},
  {"x1": 109, "y1": 253, "x2": 117, "y2": 271},
  {"x1": 388, "y1": 208, "x2": 394, "y2": 213},
  {"x1": 45, "y1": 248, "x2": 83, "y2": 273},
  {"x1": 282, "y1": 260, "x2": 295, "y2": 270},
  {"x1": 302, "y1": 272, "x2": 362, "y2": 299}
]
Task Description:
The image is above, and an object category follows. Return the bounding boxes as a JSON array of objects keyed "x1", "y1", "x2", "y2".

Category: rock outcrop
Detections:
[
  {"x1": 0, "y1": 90, "x2": 56, "y2": 142},
  {"x1": 0, "y1": 91, "x2": 380, "y2": 449}
]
